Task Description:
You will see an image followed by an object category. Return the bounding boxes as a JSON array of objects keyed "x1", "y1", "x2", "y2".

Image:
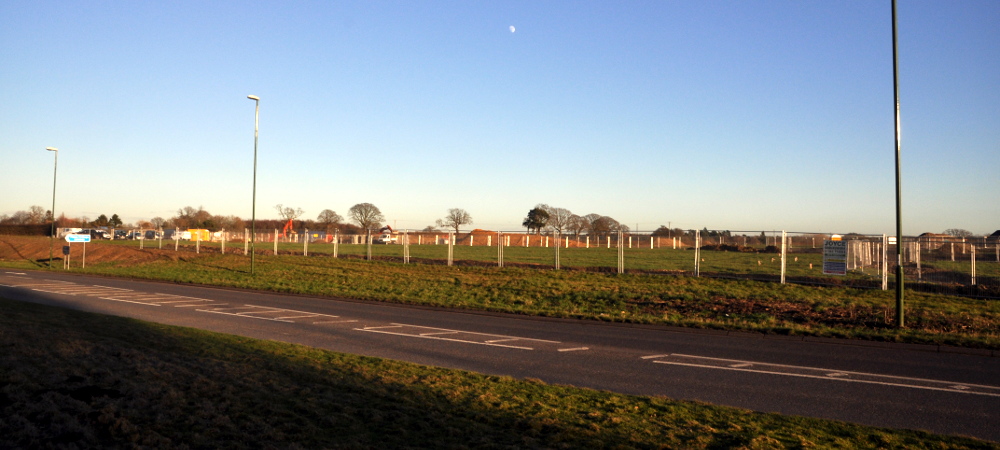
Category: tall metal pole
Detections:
[
  {"x1": 46, "y1": 147, "x2": 58, "y2": 267},
  {"x1": 891, "y1": 0, "x2": 904, "y2": 327},
  {"x1": 248, "y1": 95, "x2": 260, "y2": 274}
]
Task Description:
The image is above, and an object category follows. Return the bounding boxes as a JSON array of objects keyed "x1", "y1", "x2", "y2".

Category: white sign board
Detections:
[
  {"x1": 65, "y1": 234, "x2": 91, "y2": 243},
  {"x1": 823, "y1": 240, "x2": 847, "y2": 276}
]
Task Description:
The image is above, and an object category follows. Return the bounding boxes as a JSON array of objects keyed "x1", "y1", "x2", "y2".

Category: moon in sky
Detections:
[{"x1": 509, "y1": 25, "x2": 515, "y2": 33}]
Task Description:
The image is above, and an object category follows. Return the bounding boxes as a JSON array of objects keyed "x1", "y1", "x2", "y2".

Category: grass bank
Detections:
[
  {"x1": 1, "y1": 297, "x2": 994, "y2": 449},
  {"x1": 50, "y1": 249, "x2": 1000, "y2": 350}
]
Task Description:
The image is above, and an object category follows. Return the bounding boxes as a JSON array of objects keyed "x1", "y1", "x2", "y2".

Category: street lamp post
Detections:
[
  {"x1": 46, "y1": 147, "x2": 58, "y2": 266},
  {"x1": 247, "y1": 95, "x2": 260, "y2": 274},
  {"x1": 891, "y1": 0, "x2": 904, "y2": 327}
]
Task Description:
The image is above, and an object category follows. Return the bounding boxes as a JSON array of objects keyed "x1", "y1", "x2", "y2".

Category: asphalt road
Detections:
[{"x1": 2, "y1": 270, "x2": 998, "y2": 442}]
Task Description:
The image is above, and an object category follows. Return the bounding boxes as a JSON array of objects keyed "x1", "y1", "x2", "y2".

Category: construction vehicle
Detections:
[
  {"x1": 280, "y1": 219, "x2": 295, "y2": 238},
  {"x1": 373, "y1": 225, "x2": 397, "y2": 244}
]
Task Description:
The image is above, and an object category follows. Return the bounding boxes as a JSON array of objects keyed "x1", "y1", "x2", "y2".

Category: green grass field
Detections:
[
  {"x1": 2, "y1": 297, "x2": 994, "y2": 449},
  {"x1": 8, "y1": 241, "x2": 993, "y2": 350},
  {"x1": 120, "y1": 238, "x2": 999, "y2": 292}
]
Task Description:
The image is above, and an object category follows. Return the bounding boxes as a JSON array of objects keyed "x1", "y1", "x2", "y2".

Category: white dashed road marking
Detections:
[
  {"x1": 1, "y1": 276, "x2": 588, "y2": 353},
  {"x1": 644, "y1": 353, "x2": 1000, "y2": 397},
  {"x1": 357, "y1": 323, "x2": 568, "y2": 351}
]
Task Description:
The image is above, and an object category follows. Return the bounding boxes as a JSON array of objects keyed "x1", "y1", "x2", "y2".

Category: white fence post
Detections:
[
  {"x1": 554, "y1": 233, "x2": 560, "y2": 270},
  {"x1": 780, "y1": 230, "x2": 787, "y2": 284},
  {"x1": 694, "y1": 230, "x2": 701, "y2": 277},
  {"x1": 497, "y1": 231, "x2": 504, "y2": 268},
  {"x1": 447, "y1": 232, "x2": 454, "y2": 266},
  {"x1": 608, "y1": 231, "x2": 620, "y2": 274},
  {"x1": 971, "y1": 245, "x2": 977, "y2": 286},
  {"x1": 403, "y1": 230, "x2": 410, "y2": 264}
]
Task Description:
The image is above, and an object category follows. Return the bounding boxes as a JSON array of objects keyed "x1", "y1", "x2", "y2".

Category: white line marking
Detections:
[
  {"x1": 275, "y1": 314, "x2": 321, "y2": 320},
  {"x1": 420, "y1": 331, "x2": 460, "y2": 336},
  {"x1": 4, "y1": 272, "x2": 27, "y2": 275},
  {"x1": 174, "y1": 303, "x2": 226, "y2": 308},
  {"x1": 198, "y1": 310, "x2": 293, "y2": 323},
  {"x1": 153, "y1": 299, "x2": 210, "y2": 304},
  {"x1": 313, "y1": 319, "x2": 357, "y2": 324},
  {"x1": 356, "y1": 328, "x2": 536, "y2": 350},
  {"x1": 558, "y1": 347, "x2": 589, "y2": 352},
  {"x1": 641, "y1": 354, "x2": 672, "y2": 360},
  {"x1": 730, "y1": 363, "x2": 753, "y2": 368},
  {"x1": 97, "y1": 297, "x2": 163, "y2": 306},
  {"x1": 650, "y1": 354, "x2": 1000, "y2": 397},
  {"x1": 381, "y1": 323, "x2": 561, "y2": 344}
]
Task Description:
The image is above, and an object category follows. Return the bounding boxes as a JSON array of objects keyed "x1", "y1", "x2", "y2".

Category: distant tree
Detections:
[
  {"x1": 436, "y1": 208, "x2": 473, "y2": 234},
  {"x1": 348, "y1": 203, "x2": 384, "y2": 232},
  {"x1": 275, "y1": 204, "x2": 305, "y2": 222},
  {"x1": 652, "y1": 225, "x2": 672, "y2": 237},
  {"x1": 316, "y1": 209, "x2": 343, "y2": 232},
  {"x1": 422, "y1": 225, "x2": 439, "y2": 232},
  {"x1": 27, "y1": 205, "x2": 46, "y2": 224},
  {"x1": 150, "y1": 217, "x2": 167, "y2": 229},
  {"x1": 539, "y1": 205, "x2": 572, "y2": 234},
  {"x1": 588, "y1": 215, "x2": 624, "y2": 238},
  {"x1": 109, "y1": 214, "x2": 123, "y2": 228},
  {"x1": 566, "y1": 214, "x2": 589, "y2": 237},
  {"x1": 944, "y1": 228, "x2": 973, "y2": 238},
  {"x1": 172, "y1": 206, "x2": 214, "y2": 229},
  {"x1": 92, "y1": 214, "x2": 109, "y2": 227},
  {"x1": 522, "y1": 207, "x2": 549, "y2": 234},
  {"x1": 212, "y1": 215, "x2": 244, "y2": 231}
]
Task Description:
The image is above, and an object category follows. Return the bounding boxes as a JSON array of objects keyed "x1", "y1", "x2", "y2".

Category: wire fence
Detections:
[{"x1": 123, "y1": 228, "x2": 1000, "y2": 298}]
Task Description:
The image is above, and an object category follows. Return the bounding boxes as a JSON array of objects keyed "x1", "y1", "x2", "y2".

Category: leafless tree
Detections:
[
  {"x1": 566, "y1": 214, "x2": 589, "y2": 237},
  {"x1": 213, "y1": 215, "x2": 245, "y2": 231},
  {"x1": 585, "y1": 214, "x2": 627, "y2": 238},
  {"x1": 944, "y1": 228, "x2": 973, "y2": 238},
  {"x1": 348, "y1": 203, "x2": 384, "y2": 232},
  {"x1": 28, "y1": 205, "x2": 46, "y2": 224},
  {"x1": 317, "y1": 209, "x2": 343, "y2": 232},
  {"x1": 150, "y1": 217, "x2": 167, "y2": 229},
  {"x1": 436, "y1": 208, "x2": 473, "y2": 234},
  {"x1": 275, "y1": 204, "x2": 305, "y2": 221},
  {"x1": 539, "y1": 205, "x2": 572, "y2": 234}
]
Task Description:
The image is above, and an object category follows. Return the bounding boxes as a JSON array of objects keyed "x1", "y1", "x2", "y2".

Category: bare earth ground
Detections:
[{"x1": 0, "y1": 236, "x2": 169, "y2": 266}]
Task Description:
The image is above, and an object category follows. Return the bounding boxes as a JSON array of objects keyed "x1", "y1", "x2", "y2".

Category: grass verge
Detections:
[
  {"x1": 1, "y1": 297, "x2": 994, "y2": 449},
  {"x1": 71, "y1": 251, "x2": 1000, "y2": 350}
]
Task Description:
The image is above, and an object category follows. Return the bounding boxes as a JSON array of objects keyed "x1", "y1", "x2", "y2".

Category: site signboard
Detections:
[
  {"x1": 65, "y1": 234, "x2": 91, "y2": 243},
  {"x1": 823, "y1": 240, "x2": 848, "y2": 276}
]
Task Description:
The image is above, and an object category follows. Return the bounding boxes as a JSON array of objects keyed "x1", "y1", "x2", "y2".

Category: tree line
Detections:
[{"x1": 2, "y1": 204, "x2": 985, "y2": 238}]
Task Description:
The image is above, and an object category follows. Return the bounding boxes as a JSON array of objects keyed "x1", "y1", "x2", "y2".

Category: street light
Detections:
[
  {"x1": 46, "y1": 147, "x2": 58, "y2": 267},
  {"x1": 247, "y1": 95, "x2": 260, "y2": 274}
]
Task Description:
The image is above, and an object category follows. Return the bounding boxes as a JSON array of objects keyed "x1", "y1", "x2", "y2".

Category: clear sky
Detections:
[{"x1": 2, "y1": 1, "x2": 997, "y2": 235}]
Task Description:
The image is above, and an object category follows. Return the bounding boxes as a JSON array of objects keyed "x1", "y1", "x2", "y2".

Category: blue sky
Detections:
[{"x1": 2, "y1": 1, "x2": 997, "y2": 235}]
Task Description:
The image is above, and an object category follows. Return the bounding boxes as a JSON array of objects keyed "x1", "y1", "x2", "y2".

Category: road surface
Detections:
[{"x1": 1, "y1": 270, "x2": 997, "y2": 442}]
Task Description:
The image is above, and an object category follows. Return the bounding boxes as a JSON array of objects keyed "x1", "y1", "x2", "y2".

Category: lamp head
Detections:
[
  {"x1": 46, "y1": 147, "x2": 58, "y2": 152},
  {"x1": 247, "y1": 95, "x2": 259, "y2": 101}
]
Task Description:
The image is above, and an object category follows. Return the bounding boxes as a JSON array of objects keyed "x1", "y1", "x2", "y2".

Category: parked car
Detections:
[{"x1": 78, "y1": 229, "x2": 110, "y2": 240}]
